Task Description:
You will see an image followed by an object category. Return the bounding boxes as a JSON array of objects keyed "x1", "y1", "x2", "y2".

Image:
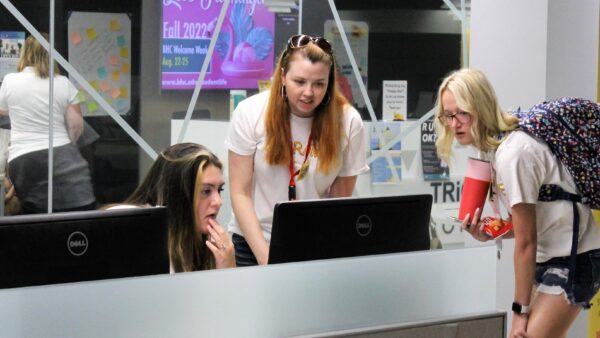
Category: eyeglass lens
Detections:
[{"x1": 441, "y1": 112, "x2": 470, "y2": 125}]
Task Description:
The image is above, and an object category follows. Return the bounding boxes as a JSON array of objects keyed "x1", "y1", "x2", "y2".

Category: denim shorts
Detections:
[{"x1": 535, "y1": 249, "x2": 600, "y2": 309}]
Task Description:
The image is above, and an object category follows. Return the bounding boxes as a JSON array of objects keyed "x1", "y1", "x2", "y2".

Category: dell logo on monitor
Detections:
[
  {"x1": 67, "y1": 231, "x2": 88, "y2": 256},
  {"x1": 355, "y1": 215, "x2": 372, "y2": 237}
]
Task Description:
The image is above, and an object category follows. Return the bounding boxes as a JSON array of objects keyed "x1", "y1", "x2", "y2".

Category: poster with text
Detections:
[
  {"x1": 324, "y1": 20, "x2": 368, "y2": 109},
  {"x1": 421, "y1": 117, "x2": 449, "y2": 180},
  {"x1": 161, "y1": 1, "x2": 275, "y2": 90},
  {"x1": 382, "y1": 80, "x2": 407, "y2": 121},
  {"x1": 0, "y1": 31, "x2": 25, "y2": 83},
  {"x1": 68, "y1": 12, "x2": 131, "y2": 116}
]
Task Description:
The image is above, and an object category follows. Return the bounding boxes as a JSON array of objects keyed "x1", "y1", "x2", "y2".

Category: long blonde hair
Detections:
[
  {"x1": 126, "y1": 143, "x2": 223, "y2": 272},
  {"x1": 434, "y1": 68, "x2": 518, "y2": 160},
  {"x1": 264, "y1": 41, "x2": 349, "y2": 174},
  {"x1": 17, "y1": 33, "x2": 60, "y2": 78}
]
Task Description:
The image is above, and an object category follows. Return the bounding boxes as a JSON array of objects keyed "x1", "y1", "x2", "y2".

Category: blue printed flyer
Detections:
[{"x1": 370, "y1": 122, "x2": 402, "y2": 184}]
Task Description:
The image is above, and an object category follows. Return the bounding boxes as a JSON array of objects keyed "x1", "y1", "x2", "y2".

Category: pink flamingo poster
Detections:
[{"x1": 161, "y1": 0, "x2": 275, "y2": 90}]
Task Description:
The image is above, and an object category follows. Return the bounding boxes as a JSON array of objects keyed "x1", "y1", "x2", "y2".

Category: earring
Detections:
[{"x1": 281, "y1": 85, "x2": 288, "y2": 101}]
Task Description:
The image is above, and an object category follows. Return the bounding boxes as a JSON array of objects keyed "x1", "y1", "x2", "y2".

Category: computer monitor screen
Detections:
[
  {"x1": 268, "y1": 194, "x2": 433, "y2": 264},
  {"x1": 0, "y1": 207, "x2": 169, "y2": 289},
  {"x1": 160, "y1": 1, "x2": 276, "y2": 90}
]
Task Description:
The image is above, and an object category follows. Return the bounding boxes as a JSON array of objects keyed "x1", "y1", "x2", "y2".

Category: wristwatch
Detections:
[{"x1": 512, "y1": 302, "x2": 530, "y2": 315}]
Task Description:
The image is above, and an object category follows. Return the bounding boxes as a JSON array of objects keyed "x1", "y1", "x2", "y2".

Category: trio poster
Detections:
[{"x1": 68, "y1": 12, "x2": 132, "y2": 116}]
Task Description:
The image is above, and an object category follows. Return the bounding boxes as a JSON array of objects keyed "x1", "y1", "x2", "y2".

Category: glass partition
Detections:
[
  {"x1": 0, "y1": 246, "x2": 498, "y2": 337},
  {"x1": 0, "y1": 0, "x2": 471, "y2": 250}
]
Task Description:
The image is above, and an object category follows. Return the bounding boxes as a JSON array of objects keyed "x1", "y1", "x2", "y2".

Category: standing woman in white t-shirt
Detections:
[
  {"x1": 0, "y1": 33, "x2": 95, "y2": 214},
  {"x1": 226, "y1": 34, "x2": 369, "y2": 266},
  {"x1": 434, "y1": 68, "x2": 600, "y2": 338}
]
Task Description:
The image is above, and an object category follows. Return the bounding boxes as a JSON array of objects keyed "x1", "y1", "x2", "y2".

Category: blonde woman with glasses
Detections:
[
  {"x1": 226, "y1": 34, "x2": 369, "y2": 266},
  {"x1": 434, "y1": 68, "x2": 600, "y2": 338}
]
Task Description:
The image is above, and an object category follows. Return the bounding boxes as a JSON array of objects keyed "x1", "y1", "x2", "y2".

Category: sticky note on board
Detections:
[
  {"x1": 119, "y1": 87, "x2": 128, "y2": 98},
  {"x1": 77, "y1": 90, "x2": 86, "y2": 102},
  {"x1": 99, "y1": 80, "x2": 110, "y2": 92},
  {"x1": 116, "y1": 35, "x2": 126, "y2": 47},
  {"x1": 111, "y1": 70, "x2": 119, "y2": 82},
  {"x1": 86, "y1": 27, "x2": 97, "y2": 40},
  {"x1": 71, "y1": 32, "x2": 82, "y2": 45},
  {"x1": 121, "y1": 63, "x2": 130, "y2": 74},
  {"x1": 119, "y1": 47, "x2": 129, "y2": 58},
  {"x1": 110, "y1": 88, "x2": 121, "y2": 99},
  {"x1": 97, "y1": 66, "x2": 108, "y2": 79},
  {"x1": 110, "y1": 20, "x2": 121, "y2": 32},
  {"x1": 87, "y1": 101, "x2": 98, "y2": 113},
  {"x1": 90, "y1": 80, "x2": 98, "y2": 91},
  {"x1": 116, "y1": 99, "x2": 127, "y2": 111},
  {"x1": 109, "y1": 55, "x2": 118, "y2": 66}
]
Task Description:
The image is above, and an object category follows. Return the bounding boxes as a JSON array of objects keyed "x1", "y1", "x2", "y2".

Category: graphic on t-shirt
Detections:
[{"x1": 292, "y1": 140, "x2": 318, "y2": 157}]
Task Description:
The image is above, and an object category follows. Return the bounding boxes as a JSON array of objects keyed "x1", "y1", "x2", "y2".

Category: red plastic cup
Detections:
[{"x1": 458, "y1": 157, "x2": 491, "y2": 221}]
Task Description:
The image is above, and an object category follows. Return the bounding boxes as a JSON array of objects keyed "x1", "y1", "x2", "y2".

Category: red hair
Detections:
[{"x1": 264, "y1": 43, "x2": 349, "y2": 174}]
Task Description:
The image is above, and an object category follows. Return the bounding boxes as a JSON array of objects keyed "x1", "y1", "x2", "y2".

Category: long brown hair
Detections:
[
  {"x1": 17, "y1": 33, "x2": 60, "y2": 78},
  {"x1": 264, "y1": 41, "x2": 349, "y2": 174},
  {"x1": 125, "y1": 143, "x2": 223, "y2": 272}
]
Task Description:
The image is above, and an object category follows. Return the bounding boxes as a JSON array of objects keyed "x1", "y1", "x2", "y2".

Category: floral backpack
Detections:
[
  {"x1": 514, "y1": 97, "x2": 600, "y2": 296},
  {"x1": 515, "y1": 97, "x2": 599, "y2": 209}
]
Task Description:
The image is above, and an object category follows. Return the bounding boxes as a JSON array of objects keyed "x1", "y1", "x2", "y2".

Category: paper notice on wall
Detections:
[
  {"x1": 68, "y1": 12, "x2": 131, "y2": 116},
  {"x1": 382, "y1": 80, "x2": 407, "y2": 121}
]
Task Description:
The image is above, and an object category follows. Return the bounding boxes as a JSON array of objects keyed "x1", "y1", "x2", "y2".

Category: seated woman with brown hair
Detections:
[{"x1": 124, "y1": 143, "x2": 235, "y2": 272}]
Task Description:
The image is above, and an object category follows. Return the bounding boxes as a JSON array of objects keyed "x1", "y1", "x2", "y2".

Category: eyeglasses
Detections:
[
  {"x1": 439, "y1": 111, "x2": 471, "y2": 126},
  {"x1": 287, "y1": 34, "x2": 332, "y2": 54}
]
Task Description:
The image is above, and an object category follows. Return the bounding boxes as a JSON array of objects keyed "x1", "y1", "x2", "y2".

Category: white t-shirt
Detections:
[
  {"x1": 493, "y1": 130, "x2": 600, "y2": 262},
  {"x1": 0, "y1": 67, "x2": 78, "y2": 161},
  {"x1": 225, "y1": 91, "x2": 369, "y2": 242}
]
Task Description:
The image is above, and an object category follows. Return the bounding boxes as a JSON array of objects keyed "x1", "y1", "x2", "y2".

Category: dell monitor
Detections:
[
  {"x1": 268, "y1": 194, "x2": 433, "y2": 264},
  {"x1": 0, "y1": 207, "x2": 169, "y2": 289}
]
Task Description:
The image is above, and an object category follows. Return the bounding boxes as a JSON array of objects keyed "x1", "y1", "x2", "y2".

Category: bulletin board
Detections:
[{"x1": 68, "y1": 11, "x2": 131, "y2": 116}]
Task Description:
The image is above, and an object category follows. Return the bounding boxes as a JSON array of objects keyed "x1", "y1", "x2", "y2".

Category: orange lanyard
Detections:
[{"x1": 288, "y1": 131, "x2": 312, "y2": 201}]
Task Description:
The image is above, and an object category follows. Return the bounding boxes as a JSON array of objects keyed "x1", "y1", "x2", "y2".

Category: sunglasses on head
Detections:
[{"x1": 287, "y1": 34, "x2": 332, "y2": 54}]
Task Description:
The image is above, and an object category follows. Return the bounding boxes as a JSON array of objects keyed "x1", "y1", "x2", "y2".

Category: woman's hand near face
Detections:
[{"x1": 205, "y1": 218, "x2": 236, "y2": 269}]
